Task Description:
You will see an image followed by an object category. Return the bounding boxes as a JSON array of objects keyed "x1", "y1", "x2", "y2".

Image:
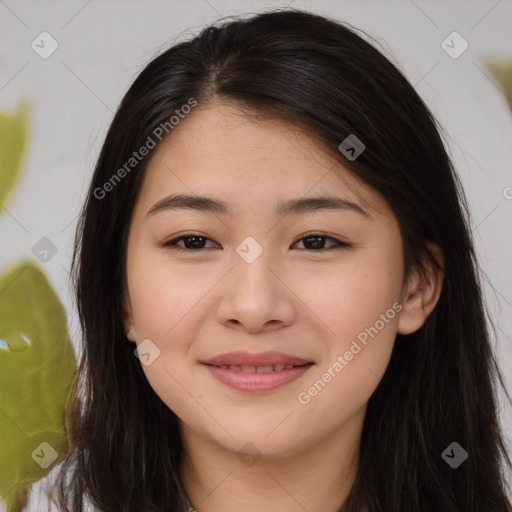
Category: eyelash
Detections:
[{"x1": 161, "y1": 232, "x2": 351, "y2": 252}]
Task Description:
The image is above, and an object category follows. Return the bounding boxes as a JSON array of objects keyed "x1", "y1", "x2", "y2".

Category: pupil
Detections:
[
  {"x1": 185, "y1": 236, "x2": 205, "y2": 249},
  {"x1": 306, "y1": 236, "x2": 324, "y2": 249}
]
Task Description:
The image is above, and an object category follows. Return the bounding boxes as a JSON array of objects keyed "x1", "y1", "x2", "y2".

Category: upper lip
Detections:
[{"x1": 202, "y1": 351, "x2": 313, "y2": 367}]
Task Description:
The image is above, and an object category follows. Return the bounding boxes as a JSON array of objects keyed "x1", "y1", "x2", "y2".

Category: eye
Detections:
[
  {"x1": 162, "y1": 232, "x2": 351, "y2": 252},
  {"x1": 163, "y1": 233, "x2": 219, "y2": 251},
  {"x1": 292, "y1": 233, "x2": 351, "y2": 251}
]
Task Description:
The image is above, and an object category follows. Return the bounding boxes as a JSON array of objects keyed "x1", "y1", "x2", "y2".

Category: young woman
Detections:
[{"x1": 50, "y1": 8, "x2": 512, "y2": 512}]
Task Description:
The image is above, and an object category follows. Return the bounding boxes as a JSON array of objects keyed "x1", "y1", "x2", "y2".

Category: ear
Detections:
[
  {"x1": 397, "y1": 244, "x2": 444, "y2": 335},
  {"x1": 122, "y1": 294, "x2": 137, "y2": 343}
]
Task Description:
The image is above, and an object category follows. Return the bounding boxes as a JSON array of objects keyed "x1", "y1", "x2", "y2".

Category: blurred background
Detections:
[{"x1": 1, "y1": 0, "x2": 511, "y2": 509}]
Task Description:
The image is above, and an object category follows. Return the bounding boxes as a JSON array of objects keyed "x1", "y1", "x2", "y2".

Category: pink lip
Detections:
[
  {"x1": 204, "y1": 363, "x2": 314, "y2": 392},
  {"x1": 202, "y1": 351, "x2": 312, "y2": 367}
]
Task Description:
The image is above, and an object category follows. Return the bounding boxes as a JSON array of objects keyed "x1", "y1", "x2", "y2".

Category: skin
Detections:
[{"x1": 123, "y1": 100, "x2": 444, "y2": 512}]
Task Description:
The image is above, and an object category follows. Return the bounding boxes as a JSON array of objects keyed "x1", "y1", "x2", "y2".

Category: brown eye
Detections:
[
  {"x1": 164, "y1": 235, "x2": 219, "y2": 250},
  {"x1": 292, "y1": 234, "x2": 350, "y2": 251}
]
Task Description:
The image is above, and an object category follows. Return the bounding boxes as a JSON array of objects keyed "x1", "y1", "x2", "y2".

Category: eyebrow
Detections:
[{"x1": 145, "y1": 193, "x2": 370, "y2": 220}]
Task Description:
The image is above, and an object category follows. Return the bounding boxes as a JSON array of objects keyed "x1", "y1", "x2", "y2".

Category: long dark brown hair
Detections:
[{"x1": 48, "y1": 8, "x2": 512, "y2": 512}]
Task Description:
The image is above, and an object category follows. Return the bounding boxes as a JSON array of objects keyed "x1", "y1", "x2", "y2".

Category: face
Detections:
[{"x1": 123, "y1": 100, "x2": 410, "y2": 458}]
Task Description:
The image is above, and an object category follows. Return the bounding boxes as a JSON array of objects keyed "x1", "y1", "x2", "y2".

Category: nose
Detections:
[{"x1": 215, "y1": 247, "x2": 296, "y2": 334}]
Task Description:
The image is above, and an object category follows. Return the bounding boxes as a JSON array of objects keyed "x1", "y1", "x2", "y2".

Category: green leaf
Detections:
[
  {"x1": 484, "y1": 58, "x2": 512, "y2": 113},
  {"x1": 0, "y1": 102, "x2": 29, "y2": 211},
  {"x1": 0, "y1": 261, "x2": 76, "y2": 512}
]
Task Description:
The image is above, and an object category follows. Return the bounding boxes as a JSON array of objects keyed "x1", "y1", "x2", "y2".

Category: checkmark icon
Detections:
[
  {"x1": 441, "y1": 31, "x2": 468, "y2": 59},
  {"x1": 236, "y1": 236, "x2": 263, "y2": 263},
  {"x1": 31, "y1": 442, "x2": 58, "y2": 469},
  {"x1": 31, "y1": 237, "x2": 58, "y2": 263},
  {"x1": 31, "y1": 31, "x2": 59, "y2": 59},
  {"x1": 237, "y1": 442, "x2": 262, "y2": 468},
  {"x1": 338, "y1": 134, "x2": 365, "y2": 161},
  {"x1": 134, "y1": 339, "x2": 160, "y2": 366},
  {"x1": 442, "y1": 441, "x2": 468, "y2": 468}
]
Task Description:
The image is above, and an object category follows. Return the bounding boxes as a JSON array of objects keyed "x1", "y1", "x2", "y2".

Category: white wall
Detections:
[{"x1": 1, "y1": 1, "x2": 511, "y2": 509}]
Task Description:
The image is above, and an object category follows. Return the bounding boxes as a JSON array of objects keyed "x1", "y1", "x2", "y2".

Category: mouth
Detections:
[
  {"x1": 203, "y1": 362, "x2": 314, "y2": 393},
  {"x1": 205, "y1": 363, "x2": 311, "y2": 372},
  {"x1": 201, "y1": 350, "x2": 313, "y2": 368}
]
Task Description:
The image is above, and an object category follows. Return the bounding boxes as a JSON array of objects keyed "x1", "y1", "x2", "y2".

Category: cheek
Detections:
[
  {"x1": 296, "y1": 255, "x2": 402, "y2": 344},
  {"x1": 293, "y1": 258, "x2": 401, "y2": 406},
  {"x1": 127, "y1": 247, "x2": 213, "y2": 339},
  {"x1": 128, "y1": 268, "x2": 202, "y2": 420},
  {"x1": 126, "y1": 252, "x2": 223, "y2": 416}
]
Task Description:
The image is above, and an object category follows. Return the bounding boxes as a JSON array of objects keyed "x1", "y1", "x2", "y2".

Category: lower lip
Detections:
[{"x1": 203, "y1": 363, "x2": 313, "y2": 392}]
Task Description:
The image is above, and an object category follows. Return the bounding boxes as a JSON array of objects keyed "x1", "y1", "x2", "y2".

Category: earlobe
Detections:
[
  {"x1": 126, "y1": 326, "x2": 136, "y2": 342},
  {"x1": 397, "y1": 244, "x2": 444, "y2": 335}
]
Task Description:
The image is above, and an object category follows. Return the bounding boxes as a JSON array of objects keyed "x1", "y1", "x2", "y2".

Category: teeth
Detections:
[
  {"x1": 256, "y1": 365, "x2": 274, "y2": 373},
  {"x1": 217, "y1": 364, "x2": 298, "y2": 372}
]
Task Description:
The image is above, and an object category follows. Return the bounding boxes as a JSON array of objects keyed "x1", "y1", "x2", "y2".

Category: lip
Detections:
[
  {"x1": 202, "y1": 351, "x2": 312, "y2": 367},
  {"x1": 204, "y1": 363, "x2": 314, "y2": 392}
]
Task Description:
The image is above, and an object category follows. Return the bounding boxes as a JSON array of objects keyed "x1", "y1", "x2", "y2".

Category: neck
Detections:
[{"x1": 179, "y1": 406, "x2": 364, "y2": 512}]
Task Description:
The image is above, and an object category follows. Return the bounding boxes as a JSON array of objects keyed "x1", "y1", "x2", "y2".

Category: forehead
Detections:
[{"x1": 138, "y1": 101, "x2": 388, "y2": 218}]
